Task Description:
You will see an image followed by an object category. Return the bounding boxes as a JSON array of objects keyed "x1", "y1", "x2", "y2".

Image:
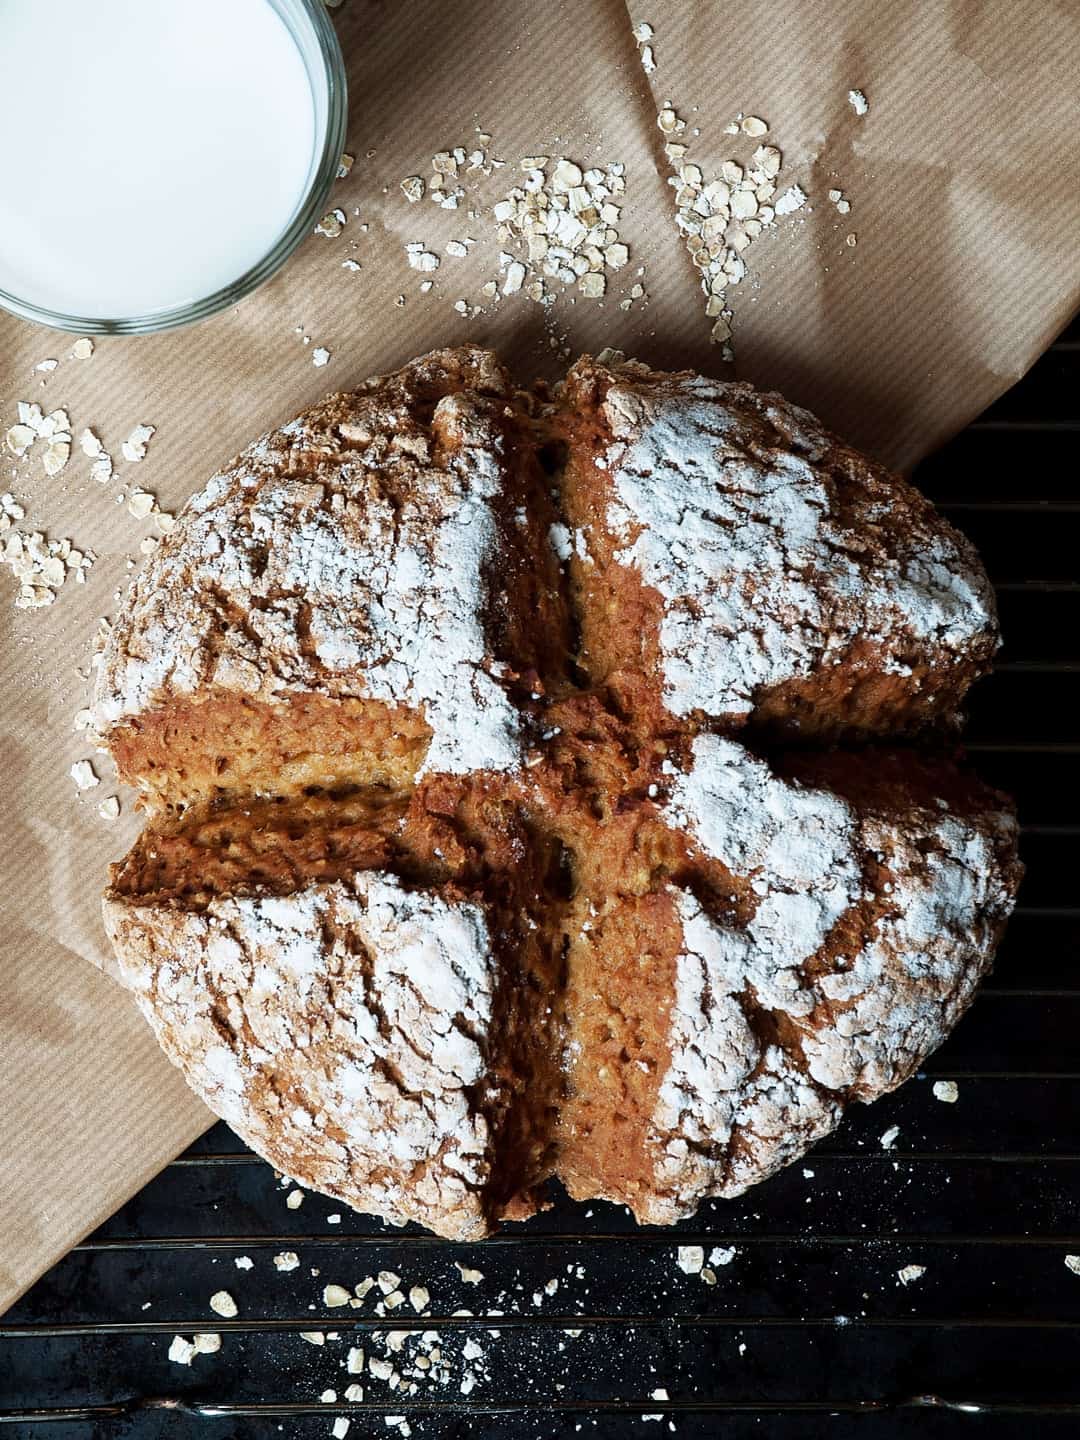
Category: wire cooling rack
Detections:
[{"x1": 3, "y1": 320, "x2": 1079, "y2": 1440}]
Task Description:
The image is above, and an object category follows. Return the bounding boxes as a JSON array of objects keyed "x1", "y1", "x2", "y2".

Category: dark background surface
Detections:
[{"x1": 3, "y1": 320, "x2": 1079, "y2": 1438}]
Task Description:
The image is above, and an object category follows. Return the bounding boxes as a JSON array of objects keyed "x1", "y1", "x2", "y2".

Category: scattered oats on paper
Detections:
[
  {"x1": 121, "y1": 424, "x2": 155, "y2": 463},
  {"x1": 405, "y1": 242, "x2": 440, "y2": 273},
  {"x1": 658, "y1": 103, "x2": 803, "y2": 355},
  {"x1": 632, "y1": 20, "x2": 656, "y2": 72},
  {"x1": 398, "y1": 133, "x2": 645, "y2": 313},
  {"x1": 2, "y1": 528, "x2": 95, "y2": 610},
  {"x1": 0, "y1": 493, "x2": 25, "y2": 533},
  {"x1": 6, "y1": 403, "x2": 72, "y2": 476},
  {"x1": 70, "y1": 760, "x2": 99, "y2": 792},
  {"x1": 492, "y1": 155, "x2": 633, "y2": 304}
]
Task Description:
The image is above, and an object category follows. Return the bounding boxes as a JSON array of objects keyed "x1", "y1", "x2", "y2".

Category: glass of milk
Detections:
[{"x1": 0, "y1": 0, "x2": 347, "y2": 334}]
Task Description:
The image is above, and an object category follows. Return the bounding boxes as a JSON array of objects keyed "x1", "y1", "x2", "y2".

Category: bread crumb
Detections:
[
  {"x1": 315, "y1": 209, "x2": 347, "y2": 239},
  {"x1": 273, "y1": 1251, "x2": 299, "y2": 1271},
  {"x1": 312, "y1": 348, "x2": 331, "y2": 368},
  {"x1": 208, "y1": 1290, "x2": 237, "y2": 1318},
  {"x1": 300, "y1": 1331, "x2": 325, "y2": 1345},
  {"x1": 933, "y1": 1080, "x2": 959, "y2": 1103},
  {"x1": 234, "y1": 1256, "x2": 254, "y2": 1270},
  {"x1": 848, "y1": 89, "x2": 869, "y2": 115},
  {"x1": 193, "y1": 1332, "x2": 221, "y2": 1353},
  {"x1": 897, "y1": 1264, "x2": 926, "y2": 1286},
  {"x1": 455, "y1": 1264, "x2": 484, "y2": 1284}
]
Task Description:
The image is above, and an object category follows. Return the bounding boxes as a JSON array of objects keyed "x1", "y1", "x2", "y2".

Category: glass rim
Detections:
[{"x1": 0, "y1": 0, "x2": 348, "y2": 337}]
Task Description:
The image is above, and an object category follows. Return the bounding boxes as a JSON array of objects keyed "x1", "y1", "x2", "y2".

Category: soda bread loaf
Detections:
[{"x1": 96, "y1": 347, "x2": 1021, "y2": 1238}]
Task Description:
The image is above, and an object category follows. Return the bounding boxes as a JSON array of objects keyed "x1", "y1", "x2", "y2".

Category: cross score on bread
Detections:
[{"x1": 95, "y1": 348, "x2": 1020, "y2": 1239}]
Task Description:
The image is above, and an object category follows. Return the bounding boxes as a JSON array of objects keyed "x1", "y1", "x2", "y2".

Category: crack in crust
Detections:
[{"x1": 98, "y1": 347, "x2": 1021, "y2": 1237}]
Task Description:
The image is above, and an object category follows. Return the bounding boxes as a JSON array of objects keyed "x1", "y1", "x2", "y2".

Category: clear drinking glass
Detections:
[{"x1": 0, "y1": 0, "x2": 348, "y2": 336}]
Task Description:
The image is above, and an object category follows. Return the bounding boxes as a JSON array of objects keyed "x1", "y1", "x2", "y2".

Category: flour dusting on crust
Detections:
[
  {"x1": 104, "y1": 872, "x2": 498, "y2": 1240},
  {"x1": 598, "y1": 366, "x2": 996, "y2": 720},
  {"x1": 93, "y1": 349, "x2": 521, "y2": 776},
  {"x1": 98, "y1": 347, "x2": 1020, "y2": 1238},
  {"x1": 645, "y1": 735, "x2": 1018, "y2": 1219}
]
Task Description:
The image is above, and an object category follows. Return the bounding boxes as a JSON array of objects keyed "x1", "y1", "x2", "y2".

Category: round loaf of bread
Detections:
[{"x1": 97, "y1": 347, "x2": 1021, "y2": 1237}]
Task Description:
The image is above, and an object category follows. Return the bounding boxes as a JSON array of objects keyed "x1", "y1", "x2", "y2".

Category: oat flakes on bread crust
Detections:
[{"x1": 99, "y1": 347, "x2": 1019, "y2": 1238}]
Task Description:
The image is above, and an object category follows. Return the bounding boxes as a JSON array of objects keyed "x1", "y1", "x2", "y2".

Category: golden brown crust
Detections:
[{"x1": 100, "y1": 346, "x2": 1019, "y2": 1238}]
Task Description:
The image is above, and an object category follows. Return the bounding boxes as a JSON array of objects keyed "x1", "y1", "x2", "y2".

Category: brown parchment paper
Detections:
[{"x1": 1, "y1": 0, "x2": 1078, "y2": 1315}]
